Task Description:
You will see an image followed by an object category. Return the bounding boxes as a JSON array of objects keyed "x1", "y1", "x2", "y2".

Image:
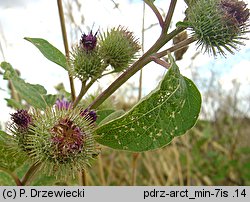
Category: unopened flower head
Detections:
[
  {"x1": 8, "y1": 109, "x2": 33, "y2": 153},
  {"x1": 70, "y1": 44, "x2": 102, "y2": 81},
  {"x1": 80, "y1": 30, "x2": 98, "y2": 52},
  {"x1": 99, "y1": 26, "x2": 140, "y2": 71},
  {"x1": 187, "y1": 0, "x2": 250, "y2": 56},
  {"x1": 10, "y1": 109, "x2": 32, "y2": 130}
]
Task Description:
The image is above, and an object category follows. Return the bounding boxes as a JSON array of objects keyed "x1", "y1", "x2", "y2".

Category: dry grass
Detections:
[{"x1": 85, "y1": 118, "x2": 250, "y2": 186}]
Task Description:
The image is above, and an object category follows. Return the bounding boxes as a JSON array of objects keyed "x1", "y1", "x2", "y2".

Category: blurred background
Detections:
[{"x1": 0, "y1": 0, "x2": 250, "y2": 185}]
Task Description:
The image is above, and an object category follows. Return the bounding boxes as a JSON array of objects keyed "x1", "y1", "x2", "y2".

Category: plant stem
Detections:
[
  {"x1": 138, "y1": 1, "x2": 146, "y2": 101},
  {"x1": 163, "y1": 0, "x2": 177, "y2": 33},
  {"x1": 150, "y1": 56, "x2": 171, "y2": 69},
  {"x1": 88, "y1": 56, "x2": 149, "y2": 110},
  {"x1": 9, "y1": 81, "x2": 20, "y2": 102},
  {"x1": 88, "y1": 27, "x2": 185, "y2": 110},
  {"x1": 98, "y1": 154, "x2": 106, "y2": 185},
  {"x1": 144, "y1": 0, "x2": 164, "y2": 28},
  {"x1": 72, "y1": 77, "x2": 98, "y2": 108},
  {"x1": 21, "y1": 162, "x2": 42, "y2": 186},
  {"x1": 131, "y1": 153, "x2": 140, "y2": 185},
  {"x1": 0, "y1": 167, "x2": 23, "y2": 186},
  {"x1": 101, "y1": 70, "x2": 116, "y2": 77},
  {"x1": 57, "y1": 0, "x2": 76, "y2": 102},
  {"x1": 73, "y1": 64, "x2": 110, "y2": 108},
  {"x1": 79, "y1": 169, "x2": 87, "y2": 186},
  {"x1": 73, "y1": 80, "x2": 86, "y2": 108},
  {"x1": 154, "y1": 36, "x2": 197, "y2": 58}
]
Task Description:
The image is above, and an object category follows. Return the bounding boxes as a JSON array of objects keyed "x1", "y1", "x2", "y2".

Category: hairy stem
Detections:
[
  {"x1": 88, "y1": 27, "x2": 185, "y2": 110},
  {"x1": 0, "y1": 167, "x2": 23, "y2": 186},
  {"x1": 57, "y1": 0, "x2": 76, "y2": 101}
]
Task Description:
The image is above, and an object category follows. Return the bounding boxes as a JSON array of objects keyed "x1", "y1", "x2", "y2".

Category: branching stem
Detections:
[
  {"x1": 151, "y1": 56, "x2": 171, "y2": 69},
  {"x1": 88, "y1": 27, "x2": 185, "y2": 110},
  {"x1": 163, "y1": 0, "x2": 177, "y2": 33},
  {"x1": 144, "y1": 0, "x2": 164, "y2": 28},
  {"x1": 154, "y1": 36, "x2": 197, "y2": 58},
  {"x1": 73, "y1": 80, "x2": 86, "y2": 108}
]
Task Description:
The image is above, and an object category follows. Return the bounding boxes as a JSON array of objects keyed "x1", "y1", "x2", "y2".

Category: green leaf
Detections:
[
  {"x1": 95, "y1": 54, "x2": 201, "y2": 152},
  {"x1": 99, "y1": 110, "x2": 125, "y2": 126},
  {"x1": 1, "y1": 62, "x2": 56, "y2": 109},
  {"x1": 96, "y1": 109, "x2": 115, "y2": 125},
  {"x1": 176, "y1": 21, "x2": 190, "y2": 28},
  {"x1": 55, "y1": 83, "x2": 71, "y2": 100},
  {"x1": 24, "y1": 37, "x2": 67, "y2": 70},
  {"x1": 0, "y1": 130, "x2": 27, "y2": 172},
  {"x1": 43, "y1": 94, "x2": 57, "y2": 106},
  {"x1": 5, "y1": 98, "x2": 23, "y2": 109},
  {"x1": 0, "y1": 172, "x2": 15, "y2": 186}
]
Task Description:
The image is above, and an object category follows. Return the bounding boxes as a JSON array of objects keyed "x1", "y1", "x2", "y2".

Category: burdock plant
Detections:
[
  {"x1": 0, "y1": 0, "x2": 249, "y2": 185},
  {"x1": 26, "y1": 105, "x2": 98, "y2": 177},
  {"x1": 70, "y1": 31, "x2": 103, "y2": 81},
  {"x1": 99, "y1": 26, "x2": 141, "y2": 72},
  {"x1": 186, "y1": 0, "x2": 249, "y2": 55}
]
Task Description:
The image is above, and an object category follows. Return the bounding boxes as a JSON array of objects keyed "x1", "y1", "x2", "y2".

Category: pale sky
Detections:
[{"x1": 0, "y1": 0, "x2": 250, "y2": 126}]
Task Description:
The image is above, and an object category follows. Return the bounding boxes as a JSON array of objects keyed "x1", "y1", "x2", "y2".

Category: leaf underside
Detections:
[{"x1": 95, "y1": 54, "x2": 201, "y2": 152}]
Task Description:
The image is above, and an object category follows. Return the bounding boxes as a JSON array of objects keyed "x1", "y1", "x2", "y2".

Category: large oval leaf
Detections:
[
  {"x1": 24, "y1": 37, "x2": 67, "y2": 70},
  {"x1": 95, "y1": 54, "x2": 201, "y2": 152}
]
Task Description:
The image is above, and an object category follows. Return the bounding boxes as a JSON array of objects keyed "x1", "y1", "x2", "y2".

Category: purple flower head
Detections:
[
  {"x1": 80, "y1": 109, "x2": 97, "y2": 124},
  {"x1": 51, "y1": 118, "x2": 85, "y2": 156},
  {"x1": 220, "y1": 0, "x2": 249, "y2": 26},
  {"x1": 55, "y1": 98, "x2": 72, "y2": 110},
  {"x1": 10, "y1": 109, "x2": 32, "y2": 129},
  {"x1": 80, "y1": 30, "x2": 98, "y2": 52}
]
